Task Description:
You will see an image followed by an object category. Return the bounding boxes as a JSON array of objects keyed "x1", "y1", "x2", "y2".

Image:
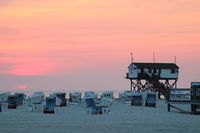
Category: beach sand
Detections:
[{"x1": 0, "y1": 100, "x2": 200, "y2": 133}]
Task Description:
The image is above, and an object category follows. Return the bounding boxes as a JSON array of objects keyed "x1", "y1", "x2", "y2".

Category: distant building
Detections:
[
  {"x1": 127, "y1": 63, "x2": 179, "y2": 80},
  {"x1": 126, "y1": 62, "x2": 179, "y2": 98}
]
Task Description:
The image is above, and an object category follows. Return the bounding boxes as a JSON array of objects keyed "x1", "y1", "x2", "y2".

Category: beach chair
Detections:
[
  {"x1": 69, "y1": 92, "x2": 82, "y2": 103},
  {"x1": 15, "y1": 93, "x2": 25, "y2": 106},
  {"x1": 57, "y1": 93, "x2": 66, "y2": 107},
  {"x1": 28, "y1": 92, "x2": 45, "y2": 112},
  {"x1": 7, "y1": 95, "x2": 17, "y2": 109},
  {"x1": 131, "y1": 93, "x2": 142, "y2": 106},
  {"x1": 43, "y1": 97, "x2": 56, "y2": 114},
  {"x1": 50, "y1": 93, "x2": 66, "y2": 107},
  {"x1": 99, "y1": 98, "x2": 112, "y2": 114},
  {"x1": 85, "y1": 98, "x2": 102, "y2": 114},
  {"x1": 145, "y1": 93, "x2": 156, "y2": 107}
]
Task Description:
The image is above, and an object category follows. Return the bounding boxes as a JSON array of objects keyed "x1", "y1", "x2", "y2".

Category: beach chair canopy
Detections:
[
  {"x1": 29, "y1": 92, "x2": 45, "y2": 104},
  {"x1": 99, "y1": 98, "x2": 113, "y2": 107},
  {"x1": 84, "y1": 92, "x2": 98, "y2": 99}
]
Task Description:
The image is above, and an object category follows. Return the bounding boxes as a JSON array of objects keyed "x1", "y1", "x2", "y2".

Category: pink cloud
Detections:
[
  {"x1": 8, "y1": 62, "x2": 57, "y2": 76},
  {"x1": 16, "y1": 84, "x2": 29, "y2": 90}
]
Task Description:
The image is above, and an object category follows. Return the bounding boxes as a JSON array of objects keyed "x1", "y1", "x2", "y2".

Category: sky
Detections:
[{"x1": 0, "y1": 0, "x2": 200, "y2": 93}]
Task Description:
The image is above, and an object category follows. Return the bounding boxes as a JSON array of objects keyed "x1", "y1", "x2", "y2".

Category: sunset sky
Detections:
[{"x1": 0, "y1": 0, "x2": 200, "y2": 93}]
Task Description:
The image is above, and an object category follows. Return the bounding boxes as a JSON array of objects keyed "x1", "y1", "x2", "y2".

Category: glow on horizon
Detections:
[
  {"x1": 0, "y1": 0, "x2": 200, "y2": 90},
  {"x1": 16, "y1": 84, "x2": 29, "y2": 90}
]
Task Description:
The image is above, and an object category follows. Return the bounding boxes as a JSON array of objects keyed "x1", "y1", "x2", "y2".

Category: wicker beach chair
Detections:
[
  {"x1": 131, "y1": 93, "x2": 143, "y2": 106},
  {"x1": 85, "y1": 98, "x2": 102, "y2": 114},
  {"x1": 145, "y1": 93, "x2": 156, "y2": 107},
  {"x1": 43, "y1": 97, "x2": 56, "y2": 114},
  {"x1": 7, "y1": 95, "x2": 17, "y2": 109}
]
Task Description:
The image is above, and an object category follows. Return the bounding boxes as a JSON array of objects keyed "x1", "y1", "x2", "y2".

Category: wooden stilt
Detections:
[{"x1": 167, "y1": 104, "x2": 170, "y2": 112}]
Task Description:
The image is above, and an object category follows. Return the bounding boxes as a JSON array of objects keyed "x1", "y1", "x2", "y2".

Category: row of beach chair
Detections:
[
  {"x1": 0, "y1": 92, "x2": 66, "y2": 114},
  {"x1": 1, "y1": 92, "x2": 156, "y2": 115}
]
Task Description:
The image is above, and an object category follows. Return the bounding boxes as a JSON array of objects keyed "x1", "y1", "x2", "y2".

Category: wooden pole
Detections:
[{"x1": 167, "y1": 104, "x2": 171, "y2": 112}]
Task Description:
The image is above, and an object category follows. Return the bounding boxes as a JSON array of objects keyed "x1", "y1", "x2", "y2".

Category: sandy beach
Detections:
[{"x1": 0, "y1": 100, "x2": 200, "y2": 133}]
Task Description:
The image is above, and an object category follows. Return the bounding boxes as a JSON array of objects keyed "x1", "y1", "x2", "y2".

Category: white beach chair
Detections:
[{"x1": 85, "y1": 98, "x2": 102, "y2": 114}]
